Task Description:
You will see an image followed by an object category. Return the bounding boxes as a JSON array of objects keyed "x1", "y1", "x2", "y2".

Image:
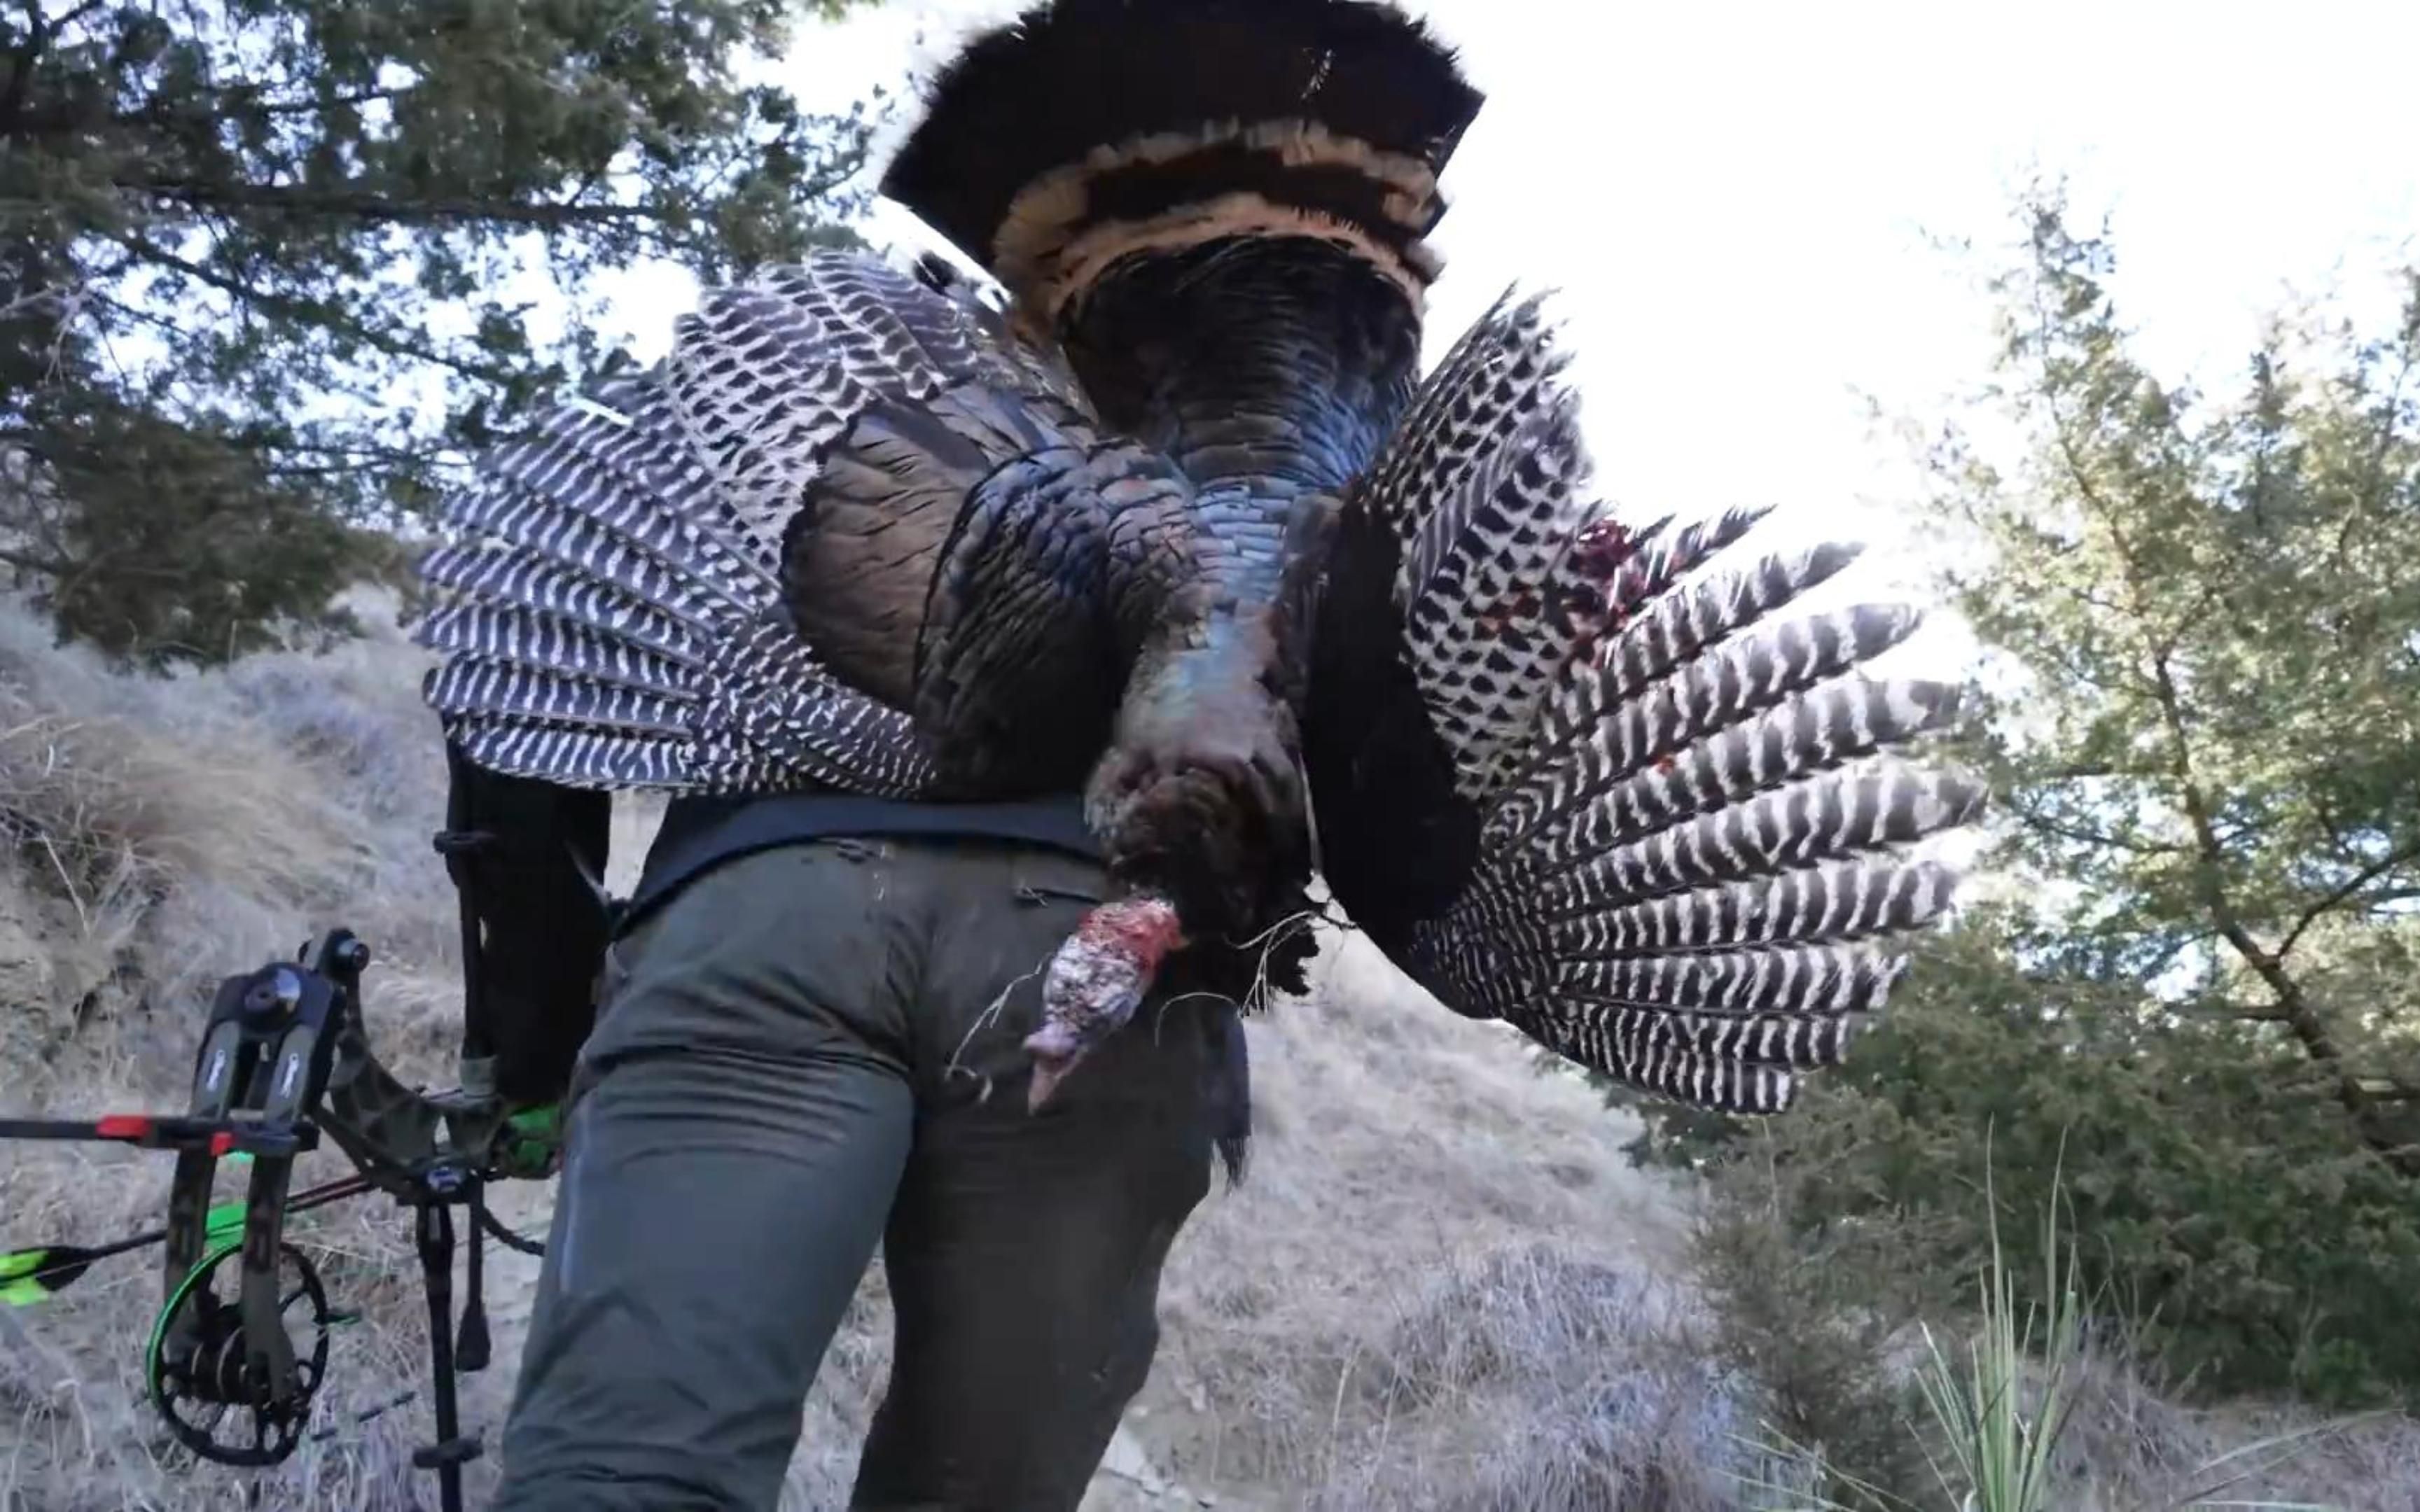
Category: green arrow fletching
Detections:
[{"x1": 1, "y1": 1246, "x2": 88, "y2": 1305}]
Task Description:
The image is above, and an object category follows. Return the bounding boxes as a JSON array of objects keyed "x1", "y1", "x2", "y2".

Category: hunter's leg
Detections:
[
  {"x1": 847, "y1": 841, "x2": 1232, "y2": 1512},
  {"x1": 492, "y1": 840, "x2": 924, "y2": 1512}
]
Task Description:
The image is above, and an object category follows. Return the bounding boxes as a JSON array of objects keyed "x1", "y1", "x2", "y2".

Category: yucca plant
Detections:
[
  {"x1": 1903, "y1": 1141, "x2": 2082, "y2": 1511},
  {"x1": 1732, "y1": 1132, "x2": 2354, "y2": 1512}
]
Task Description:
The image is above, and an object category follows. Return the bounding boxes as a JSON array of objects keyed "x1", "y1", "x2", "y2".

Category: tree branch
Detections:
[
  {"x1": 2278, "y1": 837, "x2": 2420, "y2": 960},
  {"x1": 0, "y1": 542, "x2": 72, "y2": 578},
  {"x1": 126, "y1": 82, "x2": 412, "y2": 125},
  {"x1": 2001, "y1": 793, "x2": 2190, "y2": 855},
  {"x1": 107, "y1": 229, "x2": 521, "y2": 388},
  {"x1": 123, "y1": 175, "x2": 690, "y2": 235},
  {"x1": 2177, "y1": 1000, "x2": 2290, "y2": 1024},
  {"x1": 2144, "y1": 641, "x2": 2419, "y2": 1177}
]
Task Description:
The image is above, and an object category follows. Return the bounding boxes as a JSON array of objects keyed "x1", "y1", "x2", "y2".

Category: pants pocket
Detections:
[{"x1": 1004, "y1": 846, "x2": 1111, "y2": 910}]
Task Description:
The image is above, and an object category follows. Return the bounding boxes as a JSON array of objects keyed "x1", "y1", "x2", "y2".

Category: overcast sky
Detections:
[{"x1": 590, "y1": 0, "x2": 2419, "y2": 676}]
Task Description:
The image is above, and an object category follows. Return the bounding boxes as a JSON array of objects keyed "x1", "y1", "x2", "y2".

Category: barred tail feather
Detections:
[
  {"x1": 423, "y1": 657, "x2": 694, "y2": 737},
  {"x1": 662, "y1": 257, "x2": 1004, "y2": 563},
  {"x1": 1305, "y1": 288, "x2": 1987, "y2": 1116},
  {"x1": 1372, "y1": 291, "x2": 1564, "y2": 589},
  {"x1": 1549, "y1": 857, "x2": 1963, "y2": 957},
  {"x1": 417, "y1": 544, "x2": 711, "y2": 662},
  {"x1": 1598, "y1": 538, "x2": 1866, "y2": 707},
  {"x1": 1484, "y1": 606, "x2": 1940, "y2": 863},
  {"x1": 1494, "y1": 675, "x2": 1962, "y2": 885}
]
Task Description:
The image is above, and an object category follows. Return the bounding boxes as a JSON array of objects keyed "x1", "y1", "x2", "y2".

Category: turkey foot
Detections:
[{"x1": 1024, "y1": 894, "x2": 1185, "y2": 1111}]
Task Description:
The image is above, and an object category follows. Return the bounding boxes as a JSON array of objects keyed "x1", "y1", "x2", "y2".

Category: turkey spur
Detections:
[{"x1": 414, "y1": 0, "x2": 1987, "y2": 1116}]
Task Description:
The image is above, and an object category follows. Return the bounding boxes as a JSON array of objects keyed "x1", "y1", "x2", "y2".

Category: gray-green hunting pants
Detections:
[{"x1": 488, "y1": 835, "x2": 1232, "y2": 1511}]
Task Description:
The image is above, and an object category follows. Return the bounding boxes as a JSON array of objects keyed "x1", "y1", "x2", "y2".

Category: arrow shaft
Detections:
[{"x1": 2, "y1": 1174, "x2": 376, "y2": 1296}]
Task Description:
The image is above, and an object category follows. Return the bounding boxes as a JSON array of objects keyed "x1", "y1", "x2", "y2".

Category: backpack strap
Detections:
[{"x1": 434, "y1": 742, "x2": 615, "y2": 1110}]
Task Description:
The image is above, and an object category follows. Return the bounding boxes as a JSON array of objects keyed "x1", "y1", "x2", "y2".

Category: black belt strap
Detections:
[{"x1": 620, "y1": 790, "x2": 1104, "y2": 937}]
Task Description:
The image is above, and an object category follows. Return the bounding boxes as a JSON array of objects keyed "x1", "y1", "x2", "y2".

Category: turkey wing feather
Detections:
[
  {"x1": 1293, "y1": 295, "x2": 1986, "y2": 1114},
  {"x1": 415, "y1": 251, "x2": 1214, "y2": 804}
]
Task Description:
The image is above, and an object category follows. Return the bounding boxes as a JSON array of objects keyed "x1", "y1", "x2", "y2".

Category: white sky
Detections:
[{"x1": 590, "y1": 0, "x2": 2419, "y2": 678}]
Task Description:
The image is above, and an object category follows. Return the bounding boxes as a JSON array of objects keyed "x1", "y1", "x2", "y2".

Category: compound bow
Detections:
[{"x1": 0, "y1": 789, "x2": 589, "y2": 1512}]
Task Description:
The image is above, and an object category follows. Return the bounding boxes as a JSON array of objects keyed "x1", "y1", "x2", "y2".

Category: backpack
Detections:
[{"x1": 434, "y1": 741, "x2": 615, "y2": 1110}]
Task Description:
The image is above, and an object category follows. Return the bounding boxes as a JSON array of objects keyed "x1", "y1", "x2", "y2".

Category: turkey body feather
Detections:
[{"x1": 414, "y1": 0, "x2": 1984, "y2": 1116}]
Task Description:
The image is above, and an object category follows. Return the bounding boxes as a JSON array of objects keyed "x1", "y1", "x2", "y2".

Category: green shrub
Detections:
[{"x1": 1681, "y1": 915, "x2": 2420, "y2": 1409}]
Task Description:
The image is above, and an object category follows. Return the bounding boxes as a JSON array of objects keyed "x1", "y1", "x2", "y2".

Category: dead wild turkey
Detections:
[{"x1": 412, "y1": 0, "x2": 1986, "y2": 1116}]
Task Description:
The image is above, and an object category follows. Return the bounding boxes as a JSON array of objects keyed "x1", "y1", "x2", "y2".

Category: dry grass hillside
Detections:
[
  {"x1": 0, "y1": 587, "x2": 1725, "y2": 1511},
  {"x1": 3, "y1": 589, "x2": 2416, "y2": 1511}
]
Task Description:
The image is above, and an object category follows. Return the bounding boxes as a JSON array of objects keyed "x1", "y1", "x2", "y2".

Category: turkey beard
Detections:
[{"x1": 1024, "y1": 893, "x2": 1186, "y2": 1111}]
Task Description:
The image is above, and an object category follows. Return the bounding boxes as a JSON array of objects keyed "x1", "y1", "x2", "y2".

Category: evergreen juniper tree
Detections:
[
  {"x1": 0, "y1": 0, "x2": 878, "y2": 664},
  {"x1": 1667, "y1": 186, "x2": 2420, "y2": 1406}
]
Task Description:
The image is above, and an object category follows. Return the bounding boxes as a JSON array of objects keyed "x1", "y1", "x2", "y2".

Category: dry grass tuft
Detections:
[
  {"x1": 1307, "y1": 1247, "x2": 1759, "y2": 1509},
  {"x1": 0, "y1": 587, "x2": 453, "y2": 1096},
  {"x1": 1122, "y1": 930, "x2": 1728, "y2": 1507}
]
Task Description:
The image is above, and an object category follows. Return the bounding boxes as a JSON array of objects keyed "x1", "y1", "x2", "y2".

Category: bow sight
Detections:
[{"x1": 1, "y1": 925, "x2": 566, "y2": 1512}]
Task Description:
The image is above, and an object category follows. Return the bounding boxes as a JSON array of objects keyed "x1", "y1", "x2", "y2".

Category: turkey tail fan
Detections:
[
  {"x1": 1302, "y1": 295, "x2": 1987, "y2": 1115},
  {"x1": 879, "y1": 0, "x2": 1483, "y2": 335},
  {"x1": 877, "y1": 0, "x2": 1485, "y2": 608},
  {"x1": 412, "y1": 250, "x2": 1103, "y2": 799}
]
